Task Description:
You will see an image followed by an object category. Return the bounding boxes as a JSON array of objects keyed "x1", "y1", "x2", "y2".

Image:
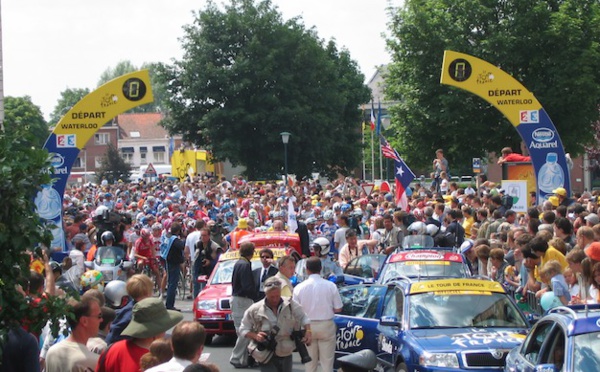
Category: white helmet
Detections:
[
  {"x1": 100, "y1": 231, "x2": 115, "y2": 245},
  {"x1": 425, "y1": 224, "x2": 440, "y2": 236},
  {"x1": 95, "y1": 205, "x2": 109, "y2": 217},
  {"x1": 323, "y1": 210, "x2": 334, "y2": 220},
  {"x1": 312, "y1": 237, "x2": 331, "y2": 256},
  {"x1": 104, "y1": 280, "x2": 129, "y2": 309},
  {"x1": 407, "y1": 221, "x2": 427, "y2": 235}
]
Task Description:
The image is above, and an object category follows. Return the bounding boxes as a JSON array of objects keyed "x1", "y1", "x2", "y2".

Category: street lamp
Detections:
[{"x1": 280, "y1": 132, "x2": 291, "y2": 186}]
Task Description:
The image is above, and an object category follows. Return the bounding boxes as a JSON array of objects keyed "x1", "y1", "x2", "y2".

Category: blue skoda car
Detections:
[
  {"x1": 335, "y1": 278, "x2": 530, "y2": 371},
  {"x1": 505, "y1": 305, "x2": 600, "y2": 372}
]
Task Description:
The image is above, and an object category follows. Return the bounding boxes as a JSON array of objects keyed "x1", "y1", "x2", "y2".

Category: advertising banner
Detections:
[
  {"x1": 37, "y1": 70, "x2": 153, "y2": 251},
  {"x1": 501, "y1": 180, "x2": 528, "y2": 213},
  {"x1": 440, "y1": 51, "x2": 570, "y2": 205}
]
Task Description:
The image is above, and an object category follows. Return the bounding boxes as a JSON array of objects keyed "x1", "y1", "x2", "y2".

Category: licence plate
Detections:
[{"x1": 225, "y1": 313, "x2": 232, "y2": 320}]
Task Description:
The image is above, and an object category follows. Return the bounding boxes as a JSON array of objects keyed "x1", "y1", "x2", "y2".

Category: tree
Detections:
[
  {"x1": 157, "y1": 0, "x2": 370, "y2": 179},
  {"x1": 95, "y1": 143, "x2": 131, "y2": 184},
  {"x1": 0, "y1": 125, "x2": 71, "y2": 363},
  {"x1": 48, "y1": 88, "x2": 90, "y2": 127},
  {"x1": 4, "y1": 96, "x2": 49, "y2": 148},
  {"x1": 385, "y1": 0, "x2": 600, "y2": 172}
]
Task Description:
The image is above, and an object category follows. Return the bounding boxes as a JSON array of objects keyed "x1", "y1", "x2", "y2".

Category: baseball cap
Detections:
[
  {"x1": 552, "y1": 187, "x2": 567, "y2": 197},
  {"x1": 585, "y1": 213, "x2": 599, "y2": 225},
  {"x1": 460, "y1": 239, "x2": 474, "y2": 254},
  {"x1": 584, "y1": 242, "x2": 600, "y2": 261}
]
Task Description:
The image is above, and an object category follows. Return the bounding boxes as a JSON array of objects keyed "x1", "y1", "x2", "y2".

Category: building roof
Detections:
[{"x1": 116, "y1": 113, "x2": 167, "y2": 140}]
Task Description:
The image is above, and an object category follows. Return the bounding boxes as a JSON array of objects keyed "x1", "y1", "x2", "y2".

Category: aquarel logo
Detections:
[{"x1": 50, "y1": 153, "x2": 65, "y2": 168}]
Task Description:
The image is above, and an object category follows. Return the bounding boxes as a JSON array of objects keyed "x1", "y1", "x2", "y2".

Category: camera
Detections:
[
  {"x1": 256, "y1": 326, "x2": 279, "y2": 351},
  {"x1": 291, "y1": 330, "x2": 312, "y2": 364}
]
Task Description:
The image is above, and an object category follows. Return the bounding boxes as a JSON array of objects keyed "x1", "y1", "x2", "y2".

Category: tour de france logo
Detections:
[{"x1": 448, "y1": 58, "x2": 472, "y2": 82}]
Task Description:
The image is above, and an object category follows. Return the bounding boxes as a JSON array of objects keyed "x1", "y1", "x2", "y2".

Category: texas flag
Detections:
[{"x1": 394, "y1": 155, "x2": 416, "y2": 211}]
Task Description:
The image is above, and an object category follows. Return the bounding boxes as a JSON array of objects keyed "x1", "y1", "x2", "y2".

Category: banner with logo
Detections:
[
  {"x1": 440, "y1": 51, "x2": 570, "y2": 205},
  {"x1": 37, "y1": 70, "x2": 153, "y2": 251}
]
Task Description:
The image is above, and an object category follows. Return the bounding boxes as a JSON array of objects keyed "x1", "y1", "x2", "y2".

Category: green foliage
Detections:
[
  {"x1": 385, "y1": 0, "x2": 600, "y2": 172},
  {"x1": 0, "y1": 126, "x2": 71, "y2": 363},
  {"x1": 95, "y1": 143, "x2": 132, "y2": 184},
  {"x1": 48, "y1": 88, "x2": 91, "y2": 127},
  {"x1": 157, "y1": 0, "x2": 370, "y2": 179},
  {"x1": 3, "y1": 96, "x2": 49, "y2": 148},
  {"x1": 97, "y1": 60, "x2": 138, "y2": 87}
]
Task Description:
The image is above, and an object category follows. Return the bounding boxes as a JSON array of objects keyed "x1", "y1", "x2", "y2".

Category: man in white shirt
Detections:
[
  {"x1": 293, "y1": 257, "x2": 343, "y2": 372},
  {"x1": 145, "y1": 321, "x2": 206, "y2": 372},
  {"x1": 184, "y1": 220, "x2": 204, "y2": 298}
]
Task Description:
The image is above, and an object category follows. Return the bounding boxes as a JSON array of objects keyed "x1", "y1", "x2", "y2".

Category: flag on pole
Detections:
[
  {"x1": 375, "y1": 100, "x2": 382, "y2": 135},
  {"x1": 379, "y1": 134, "x2": 400, "y2": 162},
  {"x1": 369, "y1": 101, "x2": 376, "y2": 131},
  {"x1": 287, "y1": 195, "x2": 298, "y2": 233}
]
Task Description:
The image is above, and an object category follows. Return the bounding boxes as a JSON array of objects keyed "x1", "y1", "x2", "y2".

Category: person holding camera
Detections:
[
  {"x1": 293, "y1": 257, "x2": 342, "y2": 372},
  {"x1": 240, "y1": 276, "x2": 311, "y2": 372},
  {"x1": 194, "y1": 227, "x2": 223, "y2": 297}
]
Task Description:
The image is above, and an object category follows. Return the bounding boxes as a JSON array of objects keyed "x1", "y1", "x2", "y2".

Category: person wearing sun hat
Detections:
[
  {"x1": 552, "y1": 187, "x2": 573, "y2": 207},
  {"x1": 97, "y1": 298, "x2": 183, "y2": 372}
]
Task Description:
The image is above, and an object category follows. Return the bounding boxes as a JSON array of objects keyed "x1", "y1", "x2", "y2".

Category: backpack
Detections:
[
  {"x1": 502, "y1": 194, "x2": 514, "y2": 210},
  {"x1": 159, "y1": 235, "x2": 177, "y2": 260}
]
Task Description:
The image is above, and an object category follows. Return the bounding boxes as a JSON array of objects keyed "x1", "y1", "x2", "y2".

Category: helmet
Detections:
[
  {"x1": 225, "y1": 211, "x2": 234, "y2": 219},
  {"x1": 49, "y1": 261, "x2": 62, "y2": 275},
  {"x1": 140, "y1": 228, "x2": 151, "y2": 240},
  {"x1": 104, "y1": 280, "x2": 129, "y2": 309},
  {"x1": 305, "y1": 217, "x2": 317, "y2": 225},
  {"x1": 248, "y1": 209, "x2": 258, "y2": 220},
  {"x1": 323, "y1": 210, "x2": 334, "y2": 220},
  {"x1": 425, "y1": 224, "x2": 440, "y2": 236},
  {"x1": 105, "y1": 193, "x2": 112, "y2": 198},
  {"x1": 95, "y1": 205, "x2": 109, "y2": 217},
  {"x1": 352, "y1": 208, "x2": 363, "y2": 217},
  {"x1": 80, "y1": 270, "x2": 104, "y2": 292},
  {"x1": 151, "y1": 222, "x2": 163, "y2": 231},
  {"x1": 312, "y1": 237, "x2": 331, "y2": 256},
  {"x1": 407, "y1": 221, "x2": 427, "y2": 235},
  {"x1": 101, "y1": 231, "x2": 115, "y2": 245},
  {"x1": 460, "y1": 239, "x2": 474, "y2": 254},
  {"x1": 340, "y1": 203, "x2": 352, "y2": 213}
]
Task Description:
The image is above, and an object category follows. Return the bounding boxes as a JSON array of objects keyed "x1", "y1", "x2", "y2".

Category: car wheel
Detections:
[
  {"x1": 204, "y1": 334, "x2": 214, "y2": 345},
  {"x1": 395, "y1": 362, "x2": 408, "y2": 372}
]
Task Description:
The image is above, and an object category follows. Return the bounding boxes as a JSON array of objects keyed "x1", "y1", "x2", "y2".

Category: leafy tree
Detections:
[
  {"x1": 48, "y1": 88, "x2": 90, "y2": 127},
  {"x1": 385, "y1": 0, "x2": 600, "y2": 172},
  {"x1": 4, "y1": 96, "x2": 49, "y2": 148},
  {"x1": 95, "y1": 143, "x2": 132, "y2": 184},
  {"x1": 157, "y1": 0, "x2": 370, "y2": 179},
  {"x1": 97, "y1": 60, "x2": 138, "y2": 87},
  {"x1": 0, "y1": 125, "x2": 71, "y2": 363}
]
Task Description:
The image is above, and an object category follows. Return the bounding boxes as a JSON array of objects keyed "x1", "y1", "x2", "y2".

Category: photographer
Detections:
[
  {"x1": 240, "y1": 277, "x2": 311, "y2": 372},
  {"x1": 194, "y1": 227, "x2": 222, "y2": 296}
]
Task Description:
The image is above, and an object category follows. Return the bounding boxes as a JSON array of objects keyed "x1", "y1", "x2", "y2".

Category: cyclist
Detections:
[{"x1": 133, "y1": 228, "x2": 161, "y2": 296}]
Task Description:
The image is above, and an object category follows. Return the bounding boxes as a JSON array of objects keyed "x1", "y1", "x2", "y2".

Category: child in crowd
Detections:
[
  {"x1": 563, "y1": 267, "x2": 580, "y2": 299},
  {"x1": 537, "y1": 260, "x2": 571, "y2": 306}
]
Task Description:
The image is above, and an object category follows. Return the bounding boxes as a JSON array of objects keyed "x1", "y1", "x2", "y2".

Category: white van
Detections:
[{"x1": 139, "y1": 164, "x2": 172, "y2": 177}]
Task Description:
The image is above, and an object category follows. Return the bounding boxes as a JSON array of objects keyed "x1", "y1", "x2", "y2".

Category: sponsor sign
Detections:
[
  {"x1": 410, "y1": 279, "x2": 505, "y2": 294},
  {"x1": 441, "y1": 51, "x2": 570, "y2": 204}
]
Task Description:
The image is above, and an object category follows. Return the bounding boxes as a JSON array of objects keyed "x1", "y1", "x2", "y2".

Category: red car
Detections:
[{"x1": 193, "y1": 244, "x2": 289, "y2": 344}]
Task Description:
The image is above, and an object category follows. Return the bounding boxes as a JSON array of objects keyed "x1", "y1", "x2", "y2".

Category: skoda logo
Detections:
[
  {"x1": 491, "y1": 350, "x2": 504, "y2": 360},
  {"x1": 596, "y1": 319, "x2": 600, "y2": 327},
  {"x1": 50, "y1": 153, "x2": 65, "y2": 168},
  {"x1": 532, "y1": 128, "x2": 555, "y2": 143}
]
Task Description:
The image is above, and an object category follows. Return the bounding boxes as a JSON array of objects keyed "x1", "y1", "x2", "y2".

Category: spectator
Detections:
[
  {"x1": 293, "y1": 257, "x2": 342, "y2": 372},
  {"x1": 97, "y1": 298, "x2": 183, "y2": 372},
  {"x1": 145, "y1": 321, "x2": 206, "y2": 371},
  {"x1": 165, "y1": 223, "x2": 185, "y2": 311},
  {"x1": 140, "y1": 338, "x2": 173, "y2": 371},
  {"x1": 274, "y1": 255, "x2": 296, "y2": 298},
  {"x1": 537, "y1": 260, "x2": 571, "y2": 305},
  {"x1": 253, "y1": 248, "x2": 278, "y2": 301},
  {"x1": 46, "y1": 296, "x2": 103, "y2": 371}
]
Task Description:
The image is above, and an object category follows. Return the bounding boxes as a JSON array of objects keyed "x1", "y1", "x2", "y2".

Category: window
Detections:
[
  {"x1": 140, "y1": 152, "x2": 147, "y2": 164},
  {"x1": 339, "y1": 285, "x2": 386, "y2": 318},
  {"x1": 122, "y1": 152, "x2": 133, "y2": 163},
  {"x1": 73, "y1": 156, "x2": 83, "y2": 169},
  {"x1": 95, "y1": 133, "x2": 109, "y2": 145},
  {"x1": 522, "y1": 322, "x2": 555, "y2": 365},
  {"x1": 153, "y1": 151, "x2": 165, "y2": 164},
  {"x1": 382, "y1": 287, "x2": 404, "y2": 320}
]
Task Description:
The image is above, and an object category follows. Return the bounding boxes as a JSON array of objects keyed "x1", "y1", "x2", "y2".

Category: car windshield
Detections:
[
  {"x1": 210, "y1": 259, "x2": 263, "y2": 285},
  {"x1": 380, "y1": 261, "x2": 467, "y2": 282},
  {"x1": 573, "y1": 332, "x2": 600, "y2": 371},
  {"x1": 409, "y1": 292, "x2": 527, "y2": 329},
  {"x1": 95, "y1": 246, "x2": 125, "y2": 265}
]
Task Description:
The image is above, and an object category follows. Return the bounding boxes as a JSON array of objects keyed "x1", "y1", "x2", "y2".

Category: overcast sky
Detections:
[{"x1": 3, "y1": 0, "x2": 396, "y2": 120}]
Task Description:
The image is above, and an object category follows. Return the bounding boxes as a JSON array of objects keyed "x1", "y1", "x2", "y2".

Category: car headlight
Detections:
[
  {"x1": 419, "y1": 352, "x2": 459, "y2": 368},
  {"x1": 196, "y1": 299, "x2": 217, "y2": 310}
]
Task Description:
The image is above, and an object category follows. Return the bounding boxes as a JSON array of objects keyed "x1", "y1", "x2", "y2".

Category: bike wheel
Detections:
[{"x1": 178, "y1": 270, "x2": 186, "y2": 301}]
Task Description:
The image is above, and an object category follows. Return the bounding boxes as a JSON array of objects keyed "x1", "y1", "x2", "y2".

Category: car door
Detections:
[
  {"x1": 511, "y1": 320, "x2": 557, "y2": 371},
  {"x1": 335, "y1": 284, "x2": 386, "y2": 360},
  {"x1": 376, "y1": 285, "x2": 407, "y2": 368},
  {"x1": 535, "y1": 326, "x2": 567, "y2": 372}
]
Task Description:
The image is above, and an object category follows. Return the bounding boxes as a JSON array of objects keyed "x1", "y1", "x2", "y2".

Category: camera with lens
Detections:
[
  {"x1": 256, "y1": 325, "x2": 279, "y2": 351},
  {"x1": 291, "y1": 329, "x2": 312, "y2": 364}
]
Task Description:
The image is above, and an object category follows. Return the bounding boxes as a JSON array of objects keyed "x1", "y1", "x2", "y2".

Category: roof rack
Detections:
[
  {"x1": 548, "y1": 306, "x2": 578, "y2": 318},
  {"x1": 470, "y1": 274, "x2": 494, "y2": 282}
]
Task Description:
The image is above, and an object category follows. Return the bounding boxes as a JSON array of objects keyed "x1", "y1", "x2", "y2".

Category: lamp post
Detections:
[{"x1": 280, "y1": 132, "x2": 290, "y2": 186}]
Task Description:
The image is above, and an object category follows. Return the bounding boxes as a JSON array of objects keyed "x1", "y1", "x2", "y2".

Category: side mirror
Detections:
[
  {"x1": 380, "y1": 316, "x2": 401, "y2": 327},
  {"x1": 84, "y1": 261, "x2": 93, "y2": 269},
  {"x1": 197, "y1": 275, "x2": 208, "y2": 283},
  {"x1": 122, "y1": 261, "x2": 133, "y2": 270}
]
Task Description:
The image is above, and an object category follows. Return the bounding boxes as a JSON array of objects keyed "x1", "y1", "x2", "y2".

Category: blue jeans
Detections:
[
  {"x1": 166, "y1": 262, "x2": 180, "y2": 309},
  {"x1": 193, "y1": 257, "x2": 203, "y2": 298}
]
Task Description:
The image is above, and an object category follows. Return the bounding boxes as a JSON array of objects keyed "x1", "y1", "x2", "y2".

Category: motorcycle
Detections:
[
  {"x1": 84, "y1": 245, "x2": 132, "y2": 282},
  {"x1": 338, "y1": 349, "x2": 377, "y2": 372}
]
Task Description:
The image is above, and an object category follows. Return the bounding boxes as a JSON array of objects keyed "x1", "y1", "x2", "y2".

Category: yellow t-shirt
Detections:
[
  {"x1": 541, "y1": 246, "x2": 569, "y2": 271},
  {"x1": 462, "y1": 217, "x2": 474, "y2": 239}
]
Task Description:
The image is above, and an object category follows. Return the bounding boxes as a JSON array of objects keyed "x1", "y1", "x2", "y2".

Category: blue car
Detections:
[
  {"x1": 377, "y1": 249, "x2": 471, "y2": 283},
  {"x1": 335, "y1": 278, "x2": 530, "y2": 371},
  {"x1": 505, "y1": 305, "x2": 600, "y2": 372}
]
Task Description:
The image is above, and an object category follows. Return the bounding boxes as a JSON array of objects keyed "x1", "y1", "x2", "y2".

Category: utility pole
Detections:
[{"x1": 0, "y1": 0, "x2": 5, "y2": 132}]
